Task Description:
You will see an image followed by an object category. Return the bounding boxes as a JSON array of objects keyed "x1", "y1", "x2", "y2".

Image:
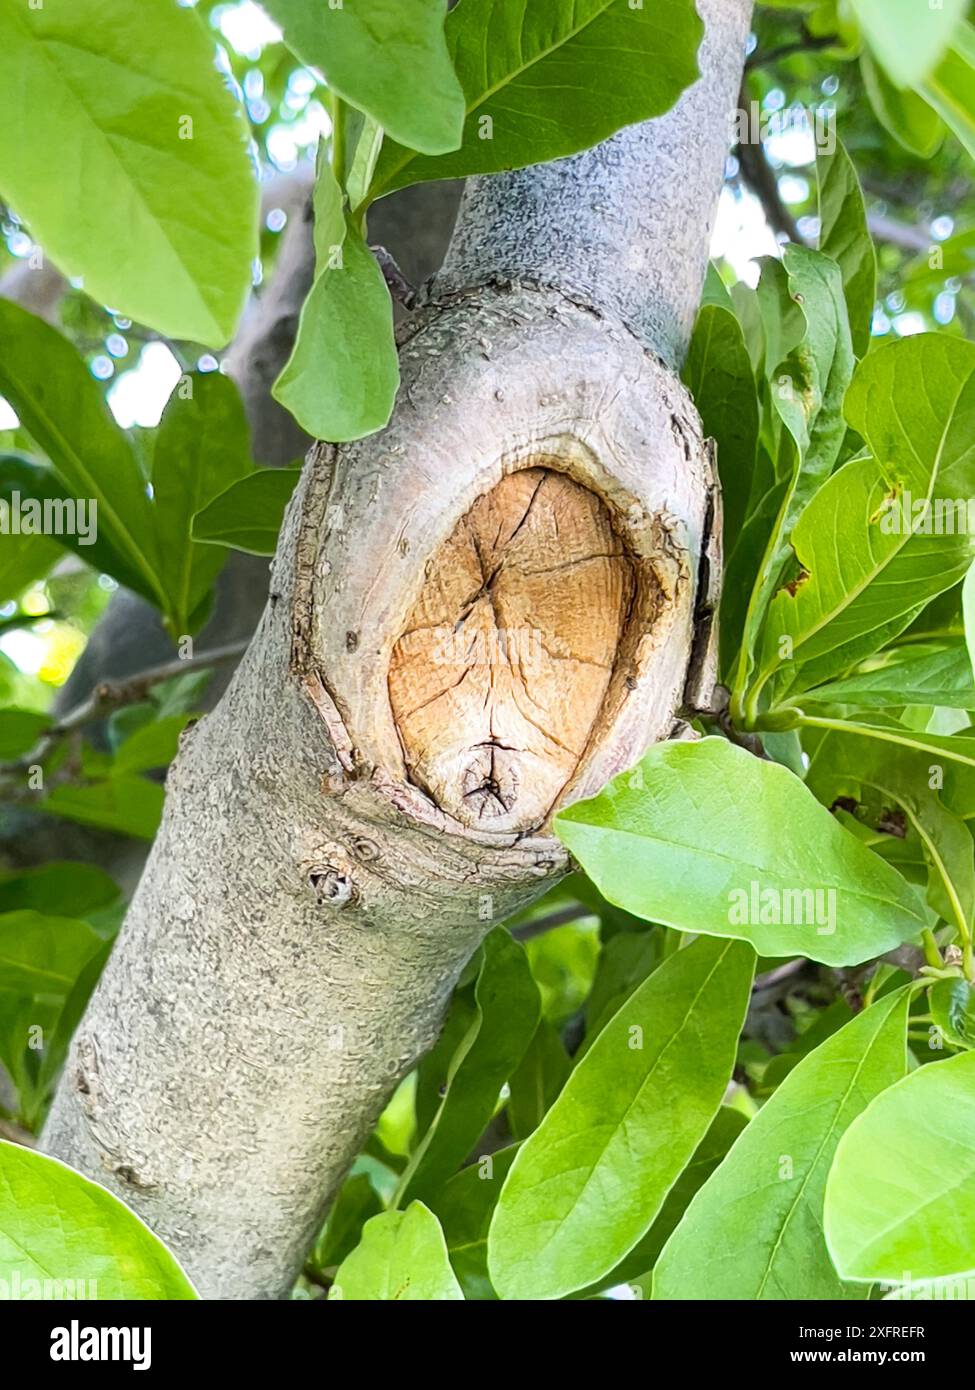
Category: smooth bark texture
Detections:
[
  {"x1": 44, "y1": 0, "x2": 752, "y2": 1298},
  {"x1": 435, "y1": 3, "x2": 746, "y2": 371}
]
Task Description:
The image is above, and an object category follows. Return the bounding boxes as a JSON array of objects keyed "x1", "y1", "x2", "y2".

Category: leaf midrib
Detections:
[
  {"x1": 753, "y1": 994, "x2": 904, "y2": 1298},
  {"x1": 367, "y1": 0, "x2": 634, "y2": 202},
  {"x1": 503, "y1": 941, "x2": 741, "y2": 1290},
  {"x1": 802, "y1": 715, "x2": 975, "y2": 774},
  {"x1": 562, "y1": 817, "x2": 922, "y2": 921}
]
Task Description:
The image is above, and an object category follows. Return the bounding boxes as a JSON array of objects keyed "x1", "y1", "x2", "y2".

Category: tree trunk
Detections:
[{"x1": 43, "y1": 0, "x2": 752, "y2": 1299}]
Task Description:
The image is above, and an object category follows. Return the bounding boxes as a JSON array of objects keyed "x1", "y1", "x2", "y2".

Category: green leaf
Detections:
[
  {"x1": 311, "y1": 149, "x2": 347, "y2": 265},
  {"x1": 0, "y1": 0, "x2": 257, "y2": 345},
  {"x1": 735, "y1": 248, "x2": 855, "y2": 703},
  {"x1": 653, "y1": 987, "x2": 911, "y2": 1300},
  {"x1": 683, "y1": 276, "x2": 759, "y2": 548},
  {"x1": 151, "y1": 668, "x2": 214, "y2": 720},
  {"x1": 487, "y1": 934, "x2": 754, "y2": 1300},
  {"x1": 397, "y1": 927, "x2": 540, "y2": 1206},
  {"x1": 344, "y1": 115, "x2": 384, "y2": 213},
  {"x1": 754, "y1": 335, "x2": 975, "y2": 706},
  {"x1": 817, "y1": 139, "x2": 877, "y2": 359},
  {"x1": 720, "y1": 476, "x2": 785, "y2": 677},
  {"x1": 907, "y1": 226, "x2": 975, "y2": 293},
  {"x1": 414, "y1": 990, "x2": 476, "y2": 1140},
  {"x1": 428, "y1": 1145, "x2": 519, "y2": 1299},
  {"x1": 330, "y1": 1202, "x2": 464, "y2": 1300},
  {"x1": 885, "y1": 1273, "x2": 974, "y2": 1300},
  {"x1": 930, "y1": 977, "x2": 975, "y2": 1050},
  {"x1": 800, "y1": 645, "x2": 975, "y2": 710},
  {"x1": 754, "y1": 254, "x2": 805, "y2": 386},
  {"x1": 860, "y1": 53, "x2": 945, "y2": 158},
  {"x1": 556, "y1": 738, "x2": 926, "y2": 967},
  {"x1": 583, "y1": 929, "x2": 661, "y2": 1044},
  {"x1": 825, "y1": 1050, "x2": 975, "y2": 1283},
  {"x1": 367, "y1": 0, "x2": 702, "y2": 200},
  {"x1": 0, "y1": 909, "x2": 110, "y2": 1125},
  {"x1": 850, "y1": 0, "x2": 966, "y2": 87},
  {"x1": 151, "y1": 374, "x2": 252, "y2": 634},
  {"x1": 575, "y1": 1107, "x2": 749, "y2": 1298},
  {"x1": 0, "y1": 1140, "x2": 196, "y2": 1298},
  {"x1": 0, "y1": 516, "x2": 60, "y2": 601},
  {"x1": 0, "y1": 862, "x2": 118, "y2": 918},
  {"x1": 273, "y1": 222, "x2": 399, "y2": 442},
  {"x1": 40, "y1": 776, "x2": 164, "y2": 841},
  {"x1": 0, "y1": 303, "x2": 165, "y2": 607},
  {"x1": 0, "y1": 708, "x2": 48, "y2": 759},
  {"x1": 192, "y1": 467, "x2": 301, "y2": 556},
  {"x1": 758, "y1": 458, "x2": 973, "y2": 703},
  {"x1": 112, "y1": 714, "x2": 191, "y2": 775},
  {"x1": 506, "y1": 1019, "x2": 571, "y2": 1140},
  {"x1": 106, "y1": 704, "x2": 157, "y2": 753},
  {"x1": 261, "y1": 0, "x2": 464, "y2": 157},
  {"x1": 963, "y1": 561, "x2": 975, "y2": 678},
  {"x1": 32, "y1": 936, "x2": 114, "y2": 1119},
  {"x1": 761, "y1": 998, "x2": 857, "y2": 1092},
  {"x1": 769, "y1": 243, "x2": 855, "y2": 482},
  {"x1": 0, "y1": 909, "x2": 104, "y2": 1000},
  {"x1": 804, "y1": 717, "x2": 975, "y2": 822},
  {"x1": 523, "y1": 916, "x2": 601, "y2": 1024},
  {"x1": 310, "y1": 1173, "x2": 384, "y2": 1276},
  {"x1": 0, "y1": 453, "x2": 152, "y2": 601},
  {"x1": 919, "y1": 24, "x2": 975, "y2": 163}
]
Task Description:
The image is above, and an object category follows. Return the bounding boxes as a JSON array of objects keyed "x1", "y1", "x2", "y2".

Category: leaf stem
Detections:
[
  {"x1": 922, "y1": 928, "x2": 944, "y2": 972},
  {"x1": 331, "y1": 92, "x2": 348, "y2": 191}
]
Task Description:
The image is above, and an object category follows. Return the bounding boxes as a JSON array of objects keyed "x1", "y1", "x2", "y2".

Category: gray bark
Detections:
[
  {"x1": 436, "y1": 6, "x2": 744, "y2": 371},
  {"x1": 43, "y1": 0, "x2": 752, "y2": 1299}
]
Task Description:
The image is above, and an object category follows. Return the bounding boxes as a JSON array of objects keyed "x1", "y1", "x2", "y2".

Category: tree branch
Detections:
[
  {"x1": 43, "y1": 0, "x2": 753, "y2": 1299},
  {"x1": 512, "y1": 903, "x2": 592, "y2": 942},
  {"x1": 5, "y1": 640, "x2": 251, "y2": 771},
  {"x1": 370, "y1": 245, "x2": 418, "y2": 310},
  {"x1": 866, "y1": 212, "x2": 930, "y2": 255},
  {"x1": 735, "y1": 79, "x2": 802, "y2": 244}
]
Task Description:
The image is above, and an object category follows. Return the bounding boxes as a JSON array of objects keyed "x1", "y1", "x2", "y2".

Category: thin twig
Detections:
[
  {"x1": 752, "y1": 958, "x2": 806, "y2": 992},
  {"x1": 736, "y1": 79, "x2": 951, "y2": 265},
  {"x1": 3, "y1": 638, "x2": 250, "y2": 771},
  {"x1": 370, "y1": 245, "x2": 418, "y2": 309},
  {"x1": 736, "y1": 117, "x2": 803, "y2": 244},
  {"x1": 512, "y1": 903, "x2": 593, "y2": 942},
  {"x1": 867, "y1": 212, "x2": 930, "y2": 255}
]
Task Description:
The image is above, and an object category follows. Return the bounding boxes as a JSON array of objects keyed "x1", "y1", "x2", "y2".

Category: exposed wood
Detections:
[{"x1": 390, "y1": 467, "x2": 635, "y2": 833}]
